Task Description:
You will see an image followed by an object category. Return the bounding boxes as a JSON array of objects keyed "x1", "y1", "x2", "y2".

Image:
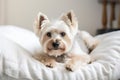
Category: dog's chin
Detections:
[{"x1": 46, "y1": 48, "x2": 66, "y2": 57}]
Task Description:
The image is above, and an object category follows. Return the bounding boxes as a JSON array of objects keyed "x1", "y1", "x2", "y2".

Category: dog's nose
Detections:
[{"x1": 52, "y1": 41, "x2": 60, "y2": 49}]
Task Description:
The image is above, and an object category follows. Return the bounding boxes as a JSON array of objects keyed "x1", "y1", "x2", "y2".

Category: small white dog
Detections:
[{"x1": 33, "y1": 10, "x2": 98, "y2": 71}]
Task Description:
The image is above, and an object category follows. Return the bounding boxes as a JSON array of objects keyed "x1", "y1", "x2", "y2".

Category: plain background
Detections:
[{"x1": 0, "y1": 0, "x2": 119, "y2": 35}]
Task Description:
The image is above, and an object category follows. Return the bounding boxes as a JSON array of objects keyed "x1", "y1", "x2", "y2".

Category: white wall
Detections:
[
  {"x1": 3, "y1": 0, "x2": 119, "y2": 35},
  {"x1": 0, "y1": 0, "x2": 7, "y2": 24}
]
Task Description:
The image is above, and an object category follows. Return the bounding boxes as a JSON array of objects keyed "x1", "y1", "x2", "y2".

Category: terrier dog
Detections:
[{"x1": 33, "y1": 10, "x2": 98, "y2": 71}]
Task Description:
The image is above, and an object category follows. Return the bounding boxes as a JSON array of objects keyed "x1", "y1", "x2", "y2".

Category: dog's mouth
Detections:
[
  {"x1": 47, "y1": 47, "x2": 65, "y2": 51},
  {"x1": 47, "y1": 47, "x2": 66, "y2": 57},
  {"x1": 46, "y1": 40, "x2": 66, "y2": 57}
]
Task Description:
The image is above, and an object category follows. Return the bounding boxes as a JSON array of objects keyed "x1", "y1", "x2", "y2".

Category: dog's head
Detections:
[{"x1": 34, "y1": 10, "x2": 78, "y2": 57}]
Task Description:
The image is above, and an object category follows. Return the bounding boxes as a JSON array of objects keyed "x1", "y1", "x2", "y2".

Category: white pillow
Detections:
[
  {"x1": 0, "y1": 25, "x2": 41, "y2": 54},
  {"x1": 0, "y1": 26, "x2": 120, "y2": 80}
]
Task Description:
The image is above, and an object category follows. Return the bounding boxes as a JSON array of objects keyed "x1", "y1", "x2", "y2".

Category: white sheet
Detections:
[{"x1": 0, "y1": 25, "x2": 120, "y2": 80}]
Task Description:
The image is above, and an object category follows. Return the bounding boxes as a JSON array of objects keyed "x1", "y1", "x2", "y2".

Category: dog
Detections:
[{"x1": 33, "y1": 10, "x2": 98, "y2": 71}]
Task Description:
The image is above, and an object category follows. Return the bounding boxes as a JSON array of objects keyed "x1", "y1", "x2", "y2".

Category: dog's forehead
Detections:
[
  {"x1": 48, "y1": 20, "x2": 70, "y2": 32},
  {"x1": 41, "y1": 20, "x2": 71, "y2": 36}
]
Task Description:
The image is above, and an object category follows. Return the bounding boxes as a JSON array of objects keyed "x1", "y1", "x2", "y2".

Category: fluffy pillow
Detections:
[{"x1": 0, "y1": 26, "x2": 120, "y2": 80}]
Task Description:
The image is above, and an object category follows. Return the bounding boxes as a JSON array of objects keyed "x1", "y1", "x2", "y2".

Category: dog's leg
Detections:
[
  {"x1": 65, "y1": 53, "x2": 90, "y2": 71},
  {"x1": 33, "y1": 53, "x2": 56, "y2": 68},
  {"x1": 80, "y1": 31, "x2": 99, "y2": 51}
]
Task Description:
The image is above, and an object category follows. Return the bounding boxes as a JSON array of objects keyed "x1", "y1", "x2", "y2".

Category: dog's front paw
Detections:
[
  {"x1": 65, "y1": 64, "x2": 75, "y2": 71},
  {"x1": 65, "y1": 60, "x2": 77, "y2": 71},
  {"x1": 42, "y1": 60, "x2": 56, "y2": 68},
  {"x1": 65, "y1": 54, "x2": 91, "y2": 71},
  {"x1": 33, "y1": 54, "x2": 56, "y2": 68},
  {"x1": 41, "y1": 57, "x2": 56, "y2": 68}
]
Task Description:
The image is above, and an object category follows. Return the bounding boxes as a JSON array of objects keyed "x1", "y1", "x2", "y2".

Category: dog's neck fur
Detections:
[{"x1": 54, "y1": 53, "x2": 67, "y2": 63}]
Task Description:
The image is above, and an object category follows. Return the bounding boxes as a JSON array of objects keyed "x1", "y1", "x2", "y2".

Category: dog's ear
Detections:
[
  {"x1": 33, "y1": 12, "x2": 49, "y2": 36},
  {"x1": 60, "y1": 10, "x2": 78, "y2": 34}
]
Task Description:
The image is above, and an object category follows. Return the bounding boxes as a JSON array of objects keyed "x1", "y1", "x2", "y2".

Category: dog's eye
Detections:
[
  {"x1": 46, "y1": 32, "x2": 52, "y2": 37},
  {"x1": 60, "y1": 32, "x2": 66, "y2": 37}
]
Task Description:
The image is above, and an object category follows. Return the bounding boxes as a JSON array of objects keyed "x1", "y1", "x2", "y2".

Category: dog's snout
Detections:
[{"x1": 52, "y1": 40, "x2": 60, "y2": 49}]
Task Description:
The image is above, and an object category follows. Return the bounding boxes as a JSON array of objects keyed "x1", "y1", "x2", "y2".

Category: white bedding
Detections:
[{"x1": 0, "y1": 25, "x2": 120, "y2": 80}]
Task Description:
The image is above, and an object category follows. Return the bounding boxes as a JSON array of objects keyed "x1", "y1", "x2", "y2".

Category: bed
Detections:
[{"x1": 0, "y1": 25, "x2": 120, "y2": 80}]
